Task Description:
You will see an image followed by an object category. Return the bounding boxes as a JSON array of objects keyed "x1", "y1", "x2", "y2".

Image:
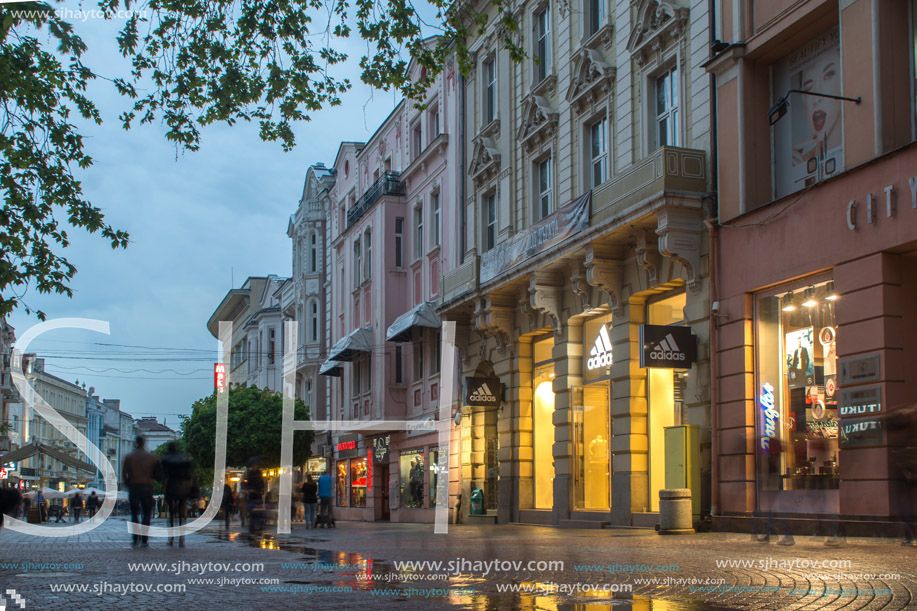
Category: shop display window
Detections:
[
  {"x1": 336, "y1": 462, "x2": 348, "y2": 506},
  {"x1": 756, "y1": 278, "x2": 839, "y2": 491},
  {"x1": 533, "y1": 334, "x2": 555, "y2": 510},
  {"x1": 400, "y1": 449, "x2": 425, "y2": 508},
  {"x1": 572, "y1": 384, "x2": 611, "y2": 510},
  {"x1": 429, "y1": 447, "x2": 444, "y2": 507},
  {"x1": 350, "y1": 458, "x2": 368, "y2": 507}
]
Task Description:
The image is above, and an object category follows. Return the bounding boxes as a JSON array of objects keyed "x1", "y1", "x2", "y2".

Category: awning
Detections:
[
  {"x1": 327, "y1": 327, "x2": 373, "y2": 362},
  {"x1": 319, "y1": 359, "x2": 343, "y2": 377},
  {"x1": 386, "y1": 301, "x2": 442, "y2": 342},
  {"x1": 0, "y1": 442, "x2": 96, "y2": 473}
]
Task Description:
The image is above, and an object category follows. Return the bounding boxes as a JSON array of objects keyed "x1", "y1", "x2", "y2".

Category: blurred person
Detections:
[
  {"x1": 888, "y1": 405, "x2": 917, "y2": 545},
  {"x1": 301, "y1": 473, "x2": 317, "y2": 529},
  {"x1": 122, "y1": 435, "x2": 161, "y2": 548},
  {"x1": 35, "y1": 489, "x2": 46, "y2": 522},
  {"x1": 317, "y1": 470, "x2": 333, "y2": 527},
  {"x1": 221, "y1": 483, "x2": 234, "y2": 531},
  {"x1": 86, "y1": 491, "x2": 99, "y2": 516},
  {"x1": 0, "y1": 487, "x2": 21, "y2": 529},
  {"x1": 71, "y1": 492, "x2": 83, "y2": 522},
  {"x1": 161, "y1": 442, "x2": 194, "y2": 548},
  {"x1": 243, "y1": 458, "x2": 265, "y2": 534}
]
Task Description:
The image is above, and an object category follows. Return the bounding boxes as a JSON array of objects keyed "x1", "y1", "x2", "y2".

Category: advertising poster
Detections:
[
  {"x1": 786, "y1": 327, "x2": 815, "y2": 388},
  {"x1": 773, "y1": 27, "x2": 842, "y2": 198}
]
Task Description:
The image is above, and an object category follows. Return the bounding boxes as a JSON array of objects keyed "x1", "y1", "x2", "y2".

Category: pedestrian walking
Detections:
[
  {"x1": 161, "y1": 442, "x2": 194, "y2": 548},
  {"x1": 243, "y1": 457, "x2": 265, "y2": 534},
  {"x1": 221, "y1": 484, "x2": 234, "y2": 531},
  {"x1": 317, "y1": 470, "x2": 333, "y2": 528},
  {"x1": 71, "y1": 492, "x2": 83, "y2": 522},
  {"x1": 35, "y1": 489, "x2": 46, "y2": 522},
  {"x1": 301, "y1": 474, "x2": 317, "y2": 529},
  {"x1": 122, "y1": 435, "x2": 161, "y2": 548},
  {"x1": 86, "y1": 491, "x2": 99, "y2": 517}
]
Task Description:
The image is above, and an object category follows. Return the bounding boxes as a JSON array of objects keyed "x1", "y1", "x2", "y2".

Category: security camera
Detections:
[{"x1": 711, "y1": 301, "x2": 720, "y2": 314}]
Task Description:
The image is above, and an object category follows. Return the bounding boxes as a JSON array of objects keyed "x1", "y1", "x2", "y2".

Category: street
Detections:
[{"x1": 1, "y1": 517, "x2": 915, "y2": 610}]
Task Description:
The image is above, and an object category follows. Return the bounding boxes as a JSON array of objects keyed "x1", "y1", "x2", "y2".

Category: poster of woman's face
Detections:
[
  {"x1": 774, "y1": 27, "x2": 842, "y2": 198},
  {"x1": 785, "y1": 327, "x2": 815, "y2": 389}
]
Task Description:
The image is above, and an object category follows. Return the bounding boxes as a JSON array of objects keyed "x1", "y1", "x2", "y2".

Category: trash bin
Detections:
[
  {"x1": 470, "y1": 489, "x2": 484, "y2": 515},
  {"x1": 658, "y1": 488, "x2": 694, "y2": 535}
]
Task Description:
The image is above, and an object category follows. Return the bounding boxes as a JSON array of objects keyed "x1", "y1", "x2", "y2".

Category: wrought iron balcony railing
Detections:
[{"x1": 346, "y1": 171, "x2": 404, "y2": 229}]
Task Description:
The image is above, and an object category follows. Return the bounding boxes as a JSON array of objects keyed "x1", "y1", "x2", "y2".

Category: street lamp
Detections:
[{"x1": 768, "y1": 89, "x2": 861, "y2": 126}]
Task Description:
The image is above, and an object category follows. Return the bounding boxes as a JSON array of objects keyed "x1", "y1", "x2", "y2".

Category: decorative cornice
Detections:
[
  {"x1": 627, "y1": 0, "x2": 689, "y2": 65},
  {"x1": 566, "y1": 47, "x2": 616, "y2": 114},
  {"x1": 473, "y1": 296, "x2": 513, "y2": 353},
  {"x1": 517, "y1": 94, "x2": 558, "y2": 153},
  {"x1": 584, "y1": 244, "x2": 623, "y2": 316},
  {"x1": 569, "y1": 261, "x2": 590, "y2": 315},
  {"x1": 656, "y1": 205, "x2": 704, "y2": 292},
  {"x1": 635, "y1": 229, "x2": 661, "y2": 287},
  {"x1": 469, "y1": 135, "x2": 501, "y2": 187},
  {"x1": 518, "y1": 287, "x2": 537, "y2": 334},
  {"x1": 529, "y1": 271, "x2": 563, "y2": 336}
]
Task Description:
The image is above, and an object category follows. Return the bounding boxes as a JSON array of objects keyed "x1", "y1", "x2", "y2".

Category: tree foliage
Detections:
[
  {"x1": 181, "y1": 385, "x2": 313, "y2": 471},
  {"x1": 0, "y1": 0, "x2": 520, "y2": 318}
]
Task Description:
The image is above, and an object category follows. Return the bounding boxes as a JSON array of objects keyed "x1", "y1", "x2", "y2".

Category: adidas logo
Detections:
[
  {"x1": 649, "y1": 333, "x2": 686, "y2": 361},
  {"x1": 586, "y1": 325, "x2": 613, "y2": 370},
  {"x1": 469, "y1": 383, "x2": 497, "y2": 403},
  {"x1": 1, "y1": 589, "x2": 25, "y2": 611}
]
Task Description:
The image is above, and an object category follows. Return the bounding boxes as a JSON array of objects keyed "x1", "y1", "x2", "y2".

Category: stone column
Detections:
[
  {"x1": 501, "y1": 338, "x2": 533, "y2": 522},
  {"x1": 609, "y1": 300, "x2": 648, "y2": 525},
  {"x1": 552, "y1": 321, "x2": 582, "y2": 524}
]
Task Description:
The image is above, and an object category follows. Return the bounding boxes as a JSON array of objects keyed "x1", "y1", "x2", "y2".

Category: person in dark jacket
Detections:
[
  {"x1": 220, "y1": 484, "x2": 234, "y2": 531},
  {"x1": 243, "y1": 457, "x2": 266, "y2": 534},
  {"x1": 161, "y1": 442, "x2": 194, "y2": 547},
  {"x1": 71, "y1": 492, "x2": 84, "y2": 522},
  {"x1": 122, "y1": 435, "x2": 161, "y2": 547},
  {"x1": 301, "y1": 474, "x2": 318, "y2": 529}
]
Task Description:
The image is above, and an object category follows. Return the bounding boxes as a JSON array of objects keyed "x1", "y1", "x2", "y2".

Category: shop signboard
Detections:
[
  {"x1": 838, "y1": 353, "x2": 881, "y2": 385},
  {"x1": 373, "y1": 435, "x2": 391, "y2": 463},
  {"x1": 839, "y1": 386, "x2": 881, "y2": 418},
  {"x1": 839, "y1": 416, "x2": 883, "y2": 447},
  {"x1": 639, "y1": 325, "x2": 697, "y2": 369},
  {"x1": 336, "y1": 434, "x2": 360, "y2": 459},
  {"x1": 464, "y1": 377, "x2": 503, "y2": 407},
  {"x1": 479, "y1": 193, "x2": 590, "y2": 283},
  {"x1": 583, "y1": 313, "x2": 614, "y2": 382}
]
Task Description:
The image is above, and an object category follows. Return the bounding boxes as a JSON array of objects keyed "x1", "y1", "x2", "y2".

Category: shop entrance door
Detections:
[{"x1": 379, "y1": 465, "x2": 390, "y2": 521}]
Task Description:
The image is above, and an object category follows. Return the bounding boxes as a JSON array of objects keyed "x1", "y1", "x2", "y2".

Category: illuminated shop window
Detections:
[
  {"x1": 350, "y1": 458, "x2": 368, "y2": 507},
  {"x1": 400, "y1": 449, "x2": 425, "y2": 508},
  {"x1": 336, "y1": 461, "x2": 348, "y2": 506},
  {"x1": 429, "y1": 446, "x2": 444, "y2": 507},
  {"x1": 756, "y1": 278, "x2": 839, "y2": 491},
  {"x1": 533, "y1": 334, "x2": 555, "y2": 510}
]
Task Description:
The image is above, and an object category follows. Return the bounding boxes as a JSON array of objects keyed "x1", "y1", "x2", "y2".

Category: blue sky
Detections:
[{"x1": 7, "y1": 8, "x2": 403, "y2": 426}]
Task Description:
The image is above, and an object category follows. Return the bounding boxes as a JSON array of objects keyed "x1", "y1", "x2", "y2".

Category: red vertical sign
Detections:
[
  {"x1": 214, "y1": 363, "x2": 226, "y2": 393},
  {"x1": 367, "y1": 448, "x2": 372, "y2": 492}
]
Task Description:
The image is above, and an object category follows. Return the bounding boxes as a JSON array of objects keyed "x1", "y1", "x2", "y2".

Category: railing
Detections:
[{"x1": 346, "y1": 171, "x2": 404, "y2": 228}]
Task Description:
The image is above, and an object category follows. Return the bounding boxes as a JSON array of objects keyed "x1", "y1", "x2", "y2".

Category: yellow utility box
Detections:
[{"x1": 664, "y1": 424, "x2": 700, "y2": 521}]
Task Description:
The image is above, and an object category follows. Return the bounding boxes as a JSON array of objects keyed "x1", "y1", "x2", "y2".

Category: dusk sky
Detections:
[{"x1": 8, "y1": 10, "x2": 402, "y2": 426}]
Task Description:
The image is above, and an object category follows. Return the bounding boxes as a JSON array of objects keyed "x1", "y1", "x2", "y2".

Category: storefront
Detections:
[{"x1": 713, "y1": 143, "x2": 917, "y2": 531}]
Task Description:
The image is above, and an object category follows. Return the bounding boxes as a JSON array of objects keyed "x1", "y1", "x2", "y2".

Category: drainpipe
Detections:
[
  {"x1": 707, "y1": 0, "x2": 720, "y2": 521},
  {"x1": 459, "y1": 70, "x2": 467, "y2": 266}
]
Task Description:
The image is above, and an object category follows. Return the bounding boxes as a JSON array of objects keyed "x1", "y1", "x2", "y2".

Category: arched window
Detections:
[{"x1": 309, "y1": 301, "x2": 319, "y2": 343}]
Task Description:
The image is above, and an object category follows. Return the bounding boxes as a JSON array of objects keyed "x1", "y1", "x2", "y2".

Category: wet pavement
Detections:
[{"x1": 1, "y1": 516, "x2": 915, "y2": 609}]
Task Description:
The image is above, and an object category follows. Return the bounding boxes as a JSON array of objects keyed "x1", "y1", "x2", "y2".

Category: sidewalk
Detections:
[{"x1": 0, "y1": 516, "x2": 914, "y2": 610}]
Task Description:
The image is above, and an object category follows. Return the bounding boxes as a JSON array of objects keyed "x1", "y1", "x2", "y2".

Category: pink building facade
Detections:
[{"x1": 322, "y1": 55, "x2": 461, "y2": 523}]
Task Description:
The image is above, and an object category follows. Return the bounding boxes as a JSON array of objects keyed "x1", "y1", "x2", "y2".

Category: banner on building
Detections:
[{"x1": 480, "y1": 192, "x2": 590, "y2": 284}]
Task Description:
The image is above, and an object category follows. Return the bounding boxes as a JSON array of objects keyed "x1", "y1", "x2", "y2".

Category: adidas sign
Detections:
[
  {"x1": 649, "y1": 333, "x2": 686, "y2": 361},
  {"x1": 586, "y1": 325, "x2": 613, "y2": 370},
  {"x1": 469, "y1": 383, "x2": 497, "y2": 403}
]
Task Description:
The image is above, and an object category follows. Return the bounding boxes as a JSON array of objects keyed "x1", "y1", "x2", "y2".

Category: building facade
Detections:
[
  {"x1": 320, "y1": 51, "x2": 461, "y2": 523},
  {"x1": 707, "y1": 0, "x2": 917, "y2": 533},
  {"x1": 135, "y1": 416, "x2": 180, "y2": 453},
  {"x1": 439, "y1": 0, "x2": 714, "y2": 527}
]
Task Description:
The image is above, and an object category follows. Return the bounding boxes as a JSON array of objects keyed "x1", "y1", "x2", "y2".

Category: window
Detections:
[
  {"x1": 483, "y1": 58, "x2": 496, "y2": 125},
  {"x1": 590, "y1": 118, "x2": 608, "y2": 188},
  {"x1": 400, "y1": 449, "x2": 425, "y2": 507},
  {"x1": 413, "y1": 340, "x2": 423, "y2": 382},
  {"x1": 268, "y1": 328, "x2": 276, "y2": 365},
  {"x1": 429, "y1": 106, "x2": 440, "y2": 142},
  {"x1": 414, "y1": 205, "x2": 424, "y2": 259},
  {"x1": 353, "y1": 239, "x2": 361, "y2": 288},
  {"x1": 433, "y1": 330, "x2": 441, "y2": 374},
  {"x1": 364, "y1": 228, "x2": 372, "y2": 281},
  {"x1": 756, "y1": 278, "x2": 839, "y2": 492},
  {"x1": 484, "y1": 193, "x2": 497, "y2": 251},
  {"x1": 654, "y1": 66, "x2": 679, "y2": 148},
  {"x1": 352, "y1": 357, "x2": 361, "y2": 396},
  {"x1": 363, "y1": 354, "x2": 371, "y2": 393},
  {"x1": 309, "y1": 301, "x2": 318, "y2": 342},
  {"x1": 395, "y1": 344, "x2": 404, "y2": 384},
  {"x1": 412, "y1": 123, "x2": 423, "y2": 159},
  {"x1": 310, "y1": 233, "x2": 317, "y2": 272},
  {"x1": 584, "y1": 0, "x2": 604, "y2": 38},
  {"x1": 431, "y1": 192, "x2": 440, "y2": 247},
  {"x1": 534, "y1": 8, "x2": 551, "y2": 83},
  {"x1": 394, "y1": 217, "x2": 404, "y2": 268},
  {"x1": 535, "y1": 157, "x2": 553, "y2": 221}
]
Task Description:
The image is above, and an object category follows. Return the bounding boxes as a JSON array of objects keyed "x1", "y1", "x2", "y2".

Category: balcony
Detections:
[
  {"x1": 441, "y1": 256, "x2": 478, "y2": 304},
  {"x1": 346, "y1": 171, "x2": 404, "y2": 229},
  {"x1": 591, "y1": 146, "x2": 706, "y2": 226}
]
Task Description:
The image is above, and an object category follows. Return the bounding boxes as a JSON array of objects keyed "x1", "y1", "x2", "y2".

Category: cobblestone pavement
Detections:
[{"x1": 1, "y1": 516, "x2": 915, "y2": 610}]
